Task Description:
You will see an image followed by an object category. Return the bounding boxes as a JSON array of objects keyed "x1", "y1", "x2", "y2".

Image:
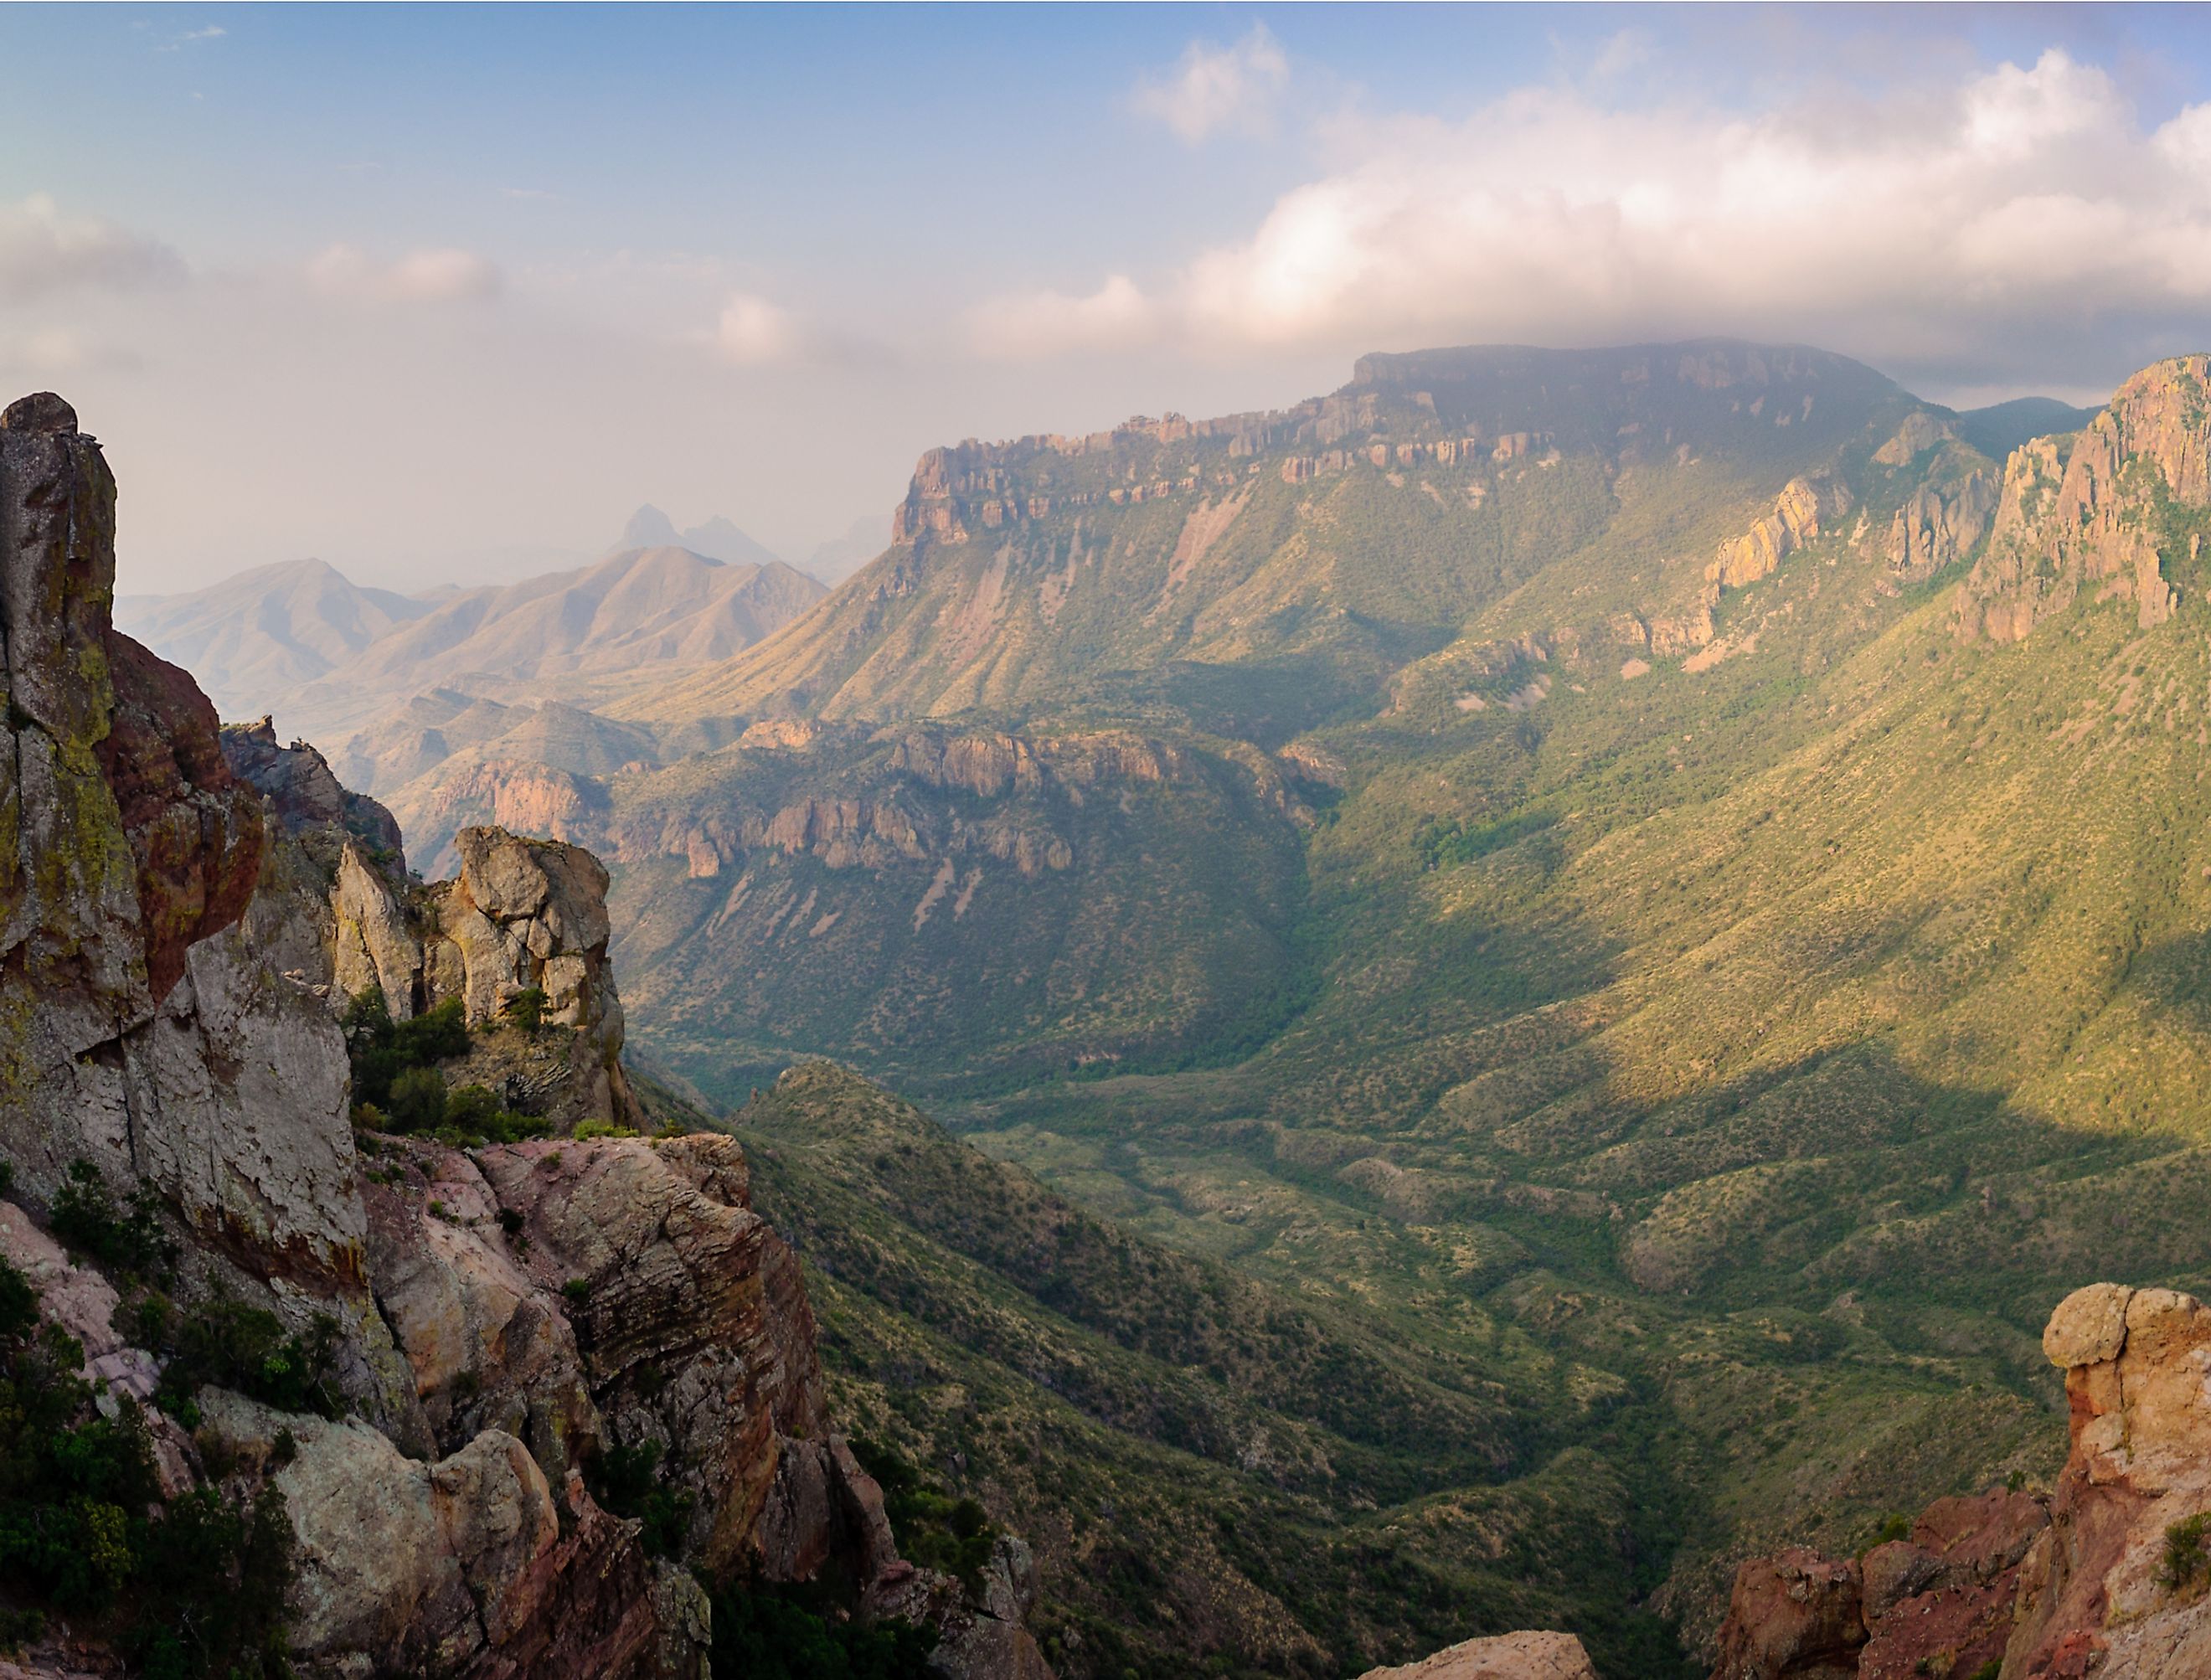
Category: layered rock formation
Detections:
[
  {"x1": 1955, "y1": 355, "x2": 2208, "y2": 643},
  {"x1": 1713, "y1": 1281, "x2": 2211, "y2": 1680},
  {"x1": 0, "y1": 391, "x2": 1049, "y2": 1679}
]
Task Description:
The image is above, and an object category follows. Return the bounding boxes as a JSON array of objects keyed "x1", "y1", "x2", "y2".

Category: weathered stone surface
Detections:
[
  {"x1": 1956, "y1": 355, "x2": 2208, "y2": 642},
  {"x1": 1356, "y1": 1631, "x2": 1599, "y2": 1680},
  {"x1": 219, "y1": 718, "x2": 400, "y2": 858},
  {"x1": 477, "y1": 1133, "x2": 825, "y2": 1574},
  {"x1": 2044, "y1": 1281, "x2": 2133, "y2": 1368},
  {"x1": 1707, "y1": 475, "x2": 1851, "y2": 591},
  {"x1": 1710, "y1": 1548, "x2": 1864, "y2": 1680},
  {"x1": 198, "y1": 1391, "x2": 700, "y2": 1680}
]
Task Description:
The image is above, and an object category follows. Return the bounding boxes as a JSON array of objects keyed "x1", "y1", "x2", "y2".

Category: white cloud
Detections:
[
  {"x1": 969, "y1": 274, "x2": 1155, "y2": 360},
  {"x1": 306, "y1": 244, "x2": 502, "y2": 304},
  {"x1": 0, "y1": 194, "x2": 186, "y2": 303},
  {"x1": 1132, "y1": 25, "x2": 1290, "y2": 145},
  {"x1": 992, "y1": 49, "x2": 2211, "y2": 379},
  {"x1": 156, "y1": 24, "x2": 225, "y2": 51},
  {"x1": 714, "y1": 291, "x2": 800, "y2": 364}
]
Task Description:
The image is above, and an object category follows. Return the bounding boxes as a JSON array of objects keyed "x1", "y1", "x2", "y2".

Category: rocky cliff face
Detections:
[
  {"x1": 1712, "y1": 1281, "x2": 2211, "y2": 1680},
  {"x1": 1955, "y1": 356, "x2": 2209, "y2": 643},
  {"x1": 0, "y1": 391, "x2": 1049, "y2": 1680}
]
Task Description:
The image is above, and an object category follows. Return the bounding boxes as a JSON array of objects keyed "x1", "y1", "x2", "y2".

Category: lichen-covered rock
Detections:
[
  {"x1": 0, "y1": 389, "x2": 391, "y2": 1371},
  {"x1": 1356, "y1": 1631, "x2": 1599, "y2": 1679}
]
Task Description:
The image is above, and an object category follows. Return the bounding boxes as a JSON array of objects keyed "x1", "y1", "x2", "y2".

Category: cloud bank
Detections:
[
  {"x1": 0, "y1": 195, "x2": 185, "y2": 303},
  {"x1": 998, "y1": 49, "x2": 2211, "y2": 386}
]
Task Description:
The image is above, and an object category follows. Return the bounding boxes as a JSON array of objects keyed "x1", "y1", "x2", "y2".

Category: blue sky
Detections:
[{"x1": 4, "y1": 4, "x2": 2210, "y2": 591}]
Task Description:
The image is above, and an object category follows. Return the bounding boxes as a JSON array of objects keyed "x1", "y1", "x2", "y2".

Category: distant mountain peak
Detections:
[
  {"x1": 613, "y1": 506, "x2": 780, "y2": 569},
  {"x1": 620, "y1": 503, "x2": 683, "y2": 550}
]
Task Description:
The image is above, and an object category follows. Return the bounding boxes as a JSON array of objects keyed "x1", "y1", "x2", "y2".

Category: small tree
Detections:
[
  {"x1": 387, "y1": 1067, "x2": 448, "y2": 1132},
  {"x1": 503, "y1": 987, "x2": 546, "y2": 1033}
]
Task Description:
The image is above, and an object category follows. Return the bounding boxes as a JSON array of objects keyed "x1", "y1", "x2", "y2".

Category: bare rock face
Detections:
[
  {"x1": 0, "y1": 389, "x2": 384, "y2": 1341},
  {"x1": 1956, "y1": 355, "x2": 2209, "y2": 642},
  {"x1": 2001, "y1": 1284, "x2": 2211, "y2": 1677},
  {"x1": 1711, "y1": 1548, "x2": 1865, "y2": 1680},
  {"x1": 198, "y1": 1391, "x2": 705, "y2": 1680},
  {"x1": 1886, "y1": 470, "x2": 1998, "y2": 580},
  {"x1": 1707, "y1": 474, "x2": 1852, "y2": 591},
  {"x1": 1356, "y1": 1631, "x2": 1599, "y2": 1680},
  {"x1": 0, "y1": 389, "x2": 1049, "y2": 1680}
]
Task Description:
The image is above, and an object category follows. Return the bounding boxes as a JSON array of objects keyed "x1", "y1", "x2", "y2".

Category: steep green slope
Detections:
[
  {"x1": 730, "y1": 1063, "x2": 1696, "y2": 1680},
  {"x1": 956, "y1": 354, "x2": 2211, "y2": 1636}
]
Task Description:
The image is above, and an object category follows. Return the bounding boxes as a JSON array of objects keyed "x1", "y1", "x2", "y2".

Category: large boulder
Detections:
[{"x1": 1357, "y1": 1631, "x2": 1599, "y2": 1679}]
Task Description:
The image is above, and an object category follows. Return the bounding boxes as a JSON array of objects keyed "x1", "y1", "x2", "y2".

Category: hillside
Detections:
[
  {"x1": 731, "y1": 1061, "x2": 1694, "y2": 1679},
  {"x1": 116, "y1": 555, "x2": 432, "y2": 719},
  {"x1": 97, "y1": 340, "x2": 2211, "y2": 1664},
  {"x1": 560, "y1": 344, "x2": 2211, "y2": 1654}
]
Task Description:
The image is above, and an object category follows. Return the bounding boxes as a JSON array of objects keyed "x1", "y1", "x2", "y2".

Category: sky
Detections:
[{"x1": 4, "y1": 4, "x2": 2211, "y2": 595}]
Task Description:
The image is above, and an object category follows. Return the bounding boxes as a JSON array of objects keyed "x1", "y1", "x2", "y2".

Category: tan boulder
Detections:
[{"x1": 1357, "y1": 1631, "x2": 1598, "y2": 1679}]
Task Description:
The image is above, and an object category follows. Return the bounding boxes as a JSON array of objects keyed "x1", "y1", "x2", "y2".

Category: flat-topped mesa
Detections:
[
  {"x1": 1955, "y1": 353, "x2": 2211, "y2": 643},
  {"x1": 1712, "y1": 1281, "x2": 2211, "y2": 1680},
  {"x1": 880, "y1": 340, "x2": 1906, "y2": 560}
]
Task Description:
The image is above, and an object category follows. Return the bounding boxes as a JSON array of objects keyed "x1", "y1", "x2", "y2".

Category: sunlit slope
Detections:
[{"x1": 613, "y1": 341, "x2": 1922, "y2": 729}]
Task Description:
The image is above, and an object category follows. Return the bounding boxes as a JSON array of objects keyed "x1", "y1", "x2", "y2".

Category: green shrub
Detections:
[
  {"x1": 503, "y1": 987, "x2": 546, "y2": 1033},
  {"x1": 848, "y1": 1438, "x2": 997, "y2": 1587},
  {"x1": 709, "y1": 1579, "x2": 936, "y2": 1680},
  {"x1": 387, "y1": 1066, "x2": 448, "y2": 1131},
  {"x1": 0, "y1": 1263, "x2": 294, "y2": 1676},
  {"x1": 584, "y1": 1440, "x2": 694, "y2": 1559},
  {"x1": 575, "y1": 1120, "x2": 641, "y2": 1141},
  {"x1": 2161, "y1": 1513, "x2": 2211, "y2": 1594},
  {"x1": 49, "y1": 1161, "x2": 178, "y2": 1282},
  {"x1": 155, "y1": 1293, "x2": 344, "y2": 1421},
  {"x1": 343, "y1": 990, "x2": 471, "y2": 1109}
]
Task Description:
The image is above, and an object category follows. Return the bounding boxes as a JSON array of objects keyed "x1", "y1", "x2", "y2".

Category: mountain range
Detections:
[{"x1": 99, "y1": 338, "x2": 2211, "y2": 1675}]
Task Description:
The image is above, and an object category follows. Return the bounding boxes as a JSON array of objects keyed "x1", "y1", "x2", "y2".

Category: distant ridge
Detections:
[
  {"x1": 116, "y1": 556, "x2": 433, "y2": 719},
  {"x1": 1953, "y1": 394, "x2": 2101, "y2": 461}
]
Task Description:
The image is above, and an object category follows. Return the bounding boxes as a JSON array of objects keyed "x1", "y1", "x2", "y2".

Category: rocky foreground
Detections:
[
  {"x1": 0, "y1": 388, "x2": 1049, "y2": 1674},
  {"x1": 1716, "y1": 1281, "x2": 2211, "y2": 1680}
]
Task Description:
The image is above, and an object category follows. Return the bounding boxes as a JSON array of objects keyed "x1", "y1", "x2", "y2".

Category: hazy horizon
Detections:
[{"x1": 7, "y1": 3, "x2": 2211, "y2": 594}]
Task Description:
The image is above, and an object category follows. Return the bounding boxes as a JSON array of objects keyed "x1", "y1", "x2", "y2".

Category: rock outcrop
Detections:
[
  {"x1": 0, "y1": 389, "x2": 383, "y2": 1338},
  {"x1": 1955, "y1": 356, "x2": 2208, "y2": 642},
  {"x1": 1358, "y1": 1631, "x2": 1599, "y2": 1679},
  {"x1": 1712, "y1": 1280, "x2": 2211, "y2": 1680},
  {"x1": 0, "y1": 390, "x2": 1050, "y2": 1680},
  {"x1": 1708, "y1": 474, "x2": 1852, "y2": 591},
  {"x1": 1887, "y1": 471, "x2": 1998, "y2": 580}
]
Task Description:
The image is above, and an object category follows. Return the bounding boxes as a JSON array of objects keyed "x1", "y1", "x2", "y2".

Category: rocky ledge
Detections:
[{"x1": 1714, "y1": 1281, "x2": 2211, "y2": 1680}]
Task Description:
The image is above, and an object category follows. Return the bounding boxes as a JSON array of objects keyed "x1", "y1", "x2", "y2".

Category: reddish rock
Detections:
[
  {"x1": 1713, "y1": 1547, "x2": 1865, "y2": 1680},
  {"x1": 94, "y1": 630, "x2": 264, "y2": 1002}
]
